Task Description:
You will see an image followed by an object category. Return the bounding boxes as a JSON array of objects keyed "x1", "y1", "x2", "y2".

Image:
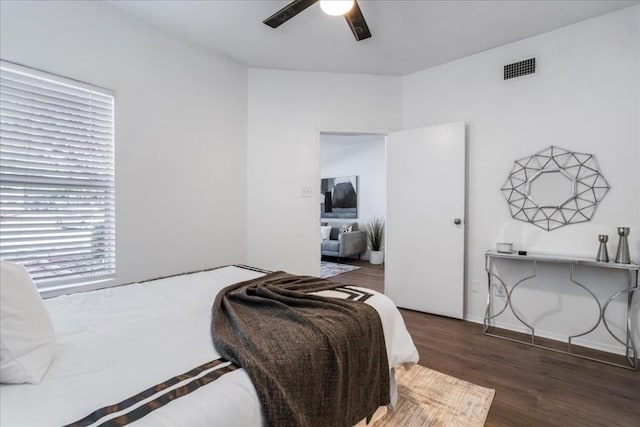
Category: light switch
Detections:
[{"x1": 300, "y1": 186, "x2": 312, "y2": 198}]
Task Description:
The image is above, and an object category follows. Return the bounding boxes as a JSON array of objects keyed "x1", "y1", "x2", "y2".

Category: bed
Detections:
[{"x1": 0, "y1": 265, "x2": 419, "y2": 426}]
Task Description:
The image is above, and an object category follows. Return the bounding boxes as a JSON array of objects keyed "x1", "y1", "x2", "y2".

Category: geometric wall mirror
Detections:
[{"x1": 501, "y1": 146, "x2": 610, "y2": 231}]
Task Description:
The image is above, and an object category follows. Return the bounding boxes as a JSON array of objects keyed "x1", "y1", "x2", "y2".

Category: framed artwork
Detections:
[{"x1": 320, "y1": 176, "x2": 358, "y2": 219}]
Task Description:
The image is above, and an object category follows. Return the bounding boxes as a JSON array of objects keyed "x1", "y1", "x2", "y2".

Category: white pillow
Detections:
[
  {"x1": 339, "y1": 223, "x2": 353, "y2": 233},
  {"x1": 0, "y1": 261, "x2": 55, "y2": 384},
  {"x1": 320, "y1": 225, "x2": 332, "y2": 241}
]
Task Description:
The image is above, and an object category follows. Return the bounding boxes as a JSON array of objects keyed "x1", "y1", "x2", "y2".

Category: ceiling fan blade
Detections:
[
  {"x1": 344, "y1": 0, "x2": 371, "y2": 41},
  {"x1": 263, "y1": 0, "x2": 319, "y2": 28}
]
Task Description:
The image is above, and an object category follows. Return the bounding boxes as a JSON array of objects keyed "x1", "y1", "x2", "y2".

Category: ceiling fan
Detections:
[{"x1": 263, "y1": 0, "x2": 372, "y2": 41}]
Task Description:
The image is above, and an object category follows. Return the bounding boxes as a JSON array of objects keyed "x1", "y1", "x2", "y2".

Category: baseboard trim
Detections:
[{"x1": 464, "y1": 315, "x2": 627, "y2": 356}]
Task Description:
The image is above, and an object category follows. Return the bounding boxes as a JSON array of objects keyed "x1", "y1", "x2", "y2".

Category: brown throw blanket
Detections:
[{"x1": 211, "y1": 272, "x2": 390, "y2": 427}]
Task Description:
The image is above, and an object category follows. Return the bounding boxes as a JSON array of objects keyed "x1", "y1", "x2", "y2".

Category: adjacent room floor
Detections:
[{"x1": 329, "y1": 260, "x2": 639, "y2": 427}]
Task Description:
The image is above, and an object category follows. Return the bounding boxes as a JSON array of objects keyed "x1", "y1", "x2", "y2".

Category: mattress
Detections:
[{"x1": 0, "y1": 266, "x2": 419, "y2": 426}]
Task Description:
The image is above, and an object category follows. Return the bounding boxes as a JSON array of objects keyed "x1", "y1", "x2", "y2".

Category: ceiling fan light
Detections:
[{"x1": 319, "y1": 0, "x2": 355, "y2": 17}]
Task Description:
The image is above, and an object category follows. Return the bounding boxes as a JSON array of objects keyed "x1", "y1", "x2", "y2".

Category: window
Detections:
[{"x1": 0, "y1": 61, "x2": 115, "y2": 290}]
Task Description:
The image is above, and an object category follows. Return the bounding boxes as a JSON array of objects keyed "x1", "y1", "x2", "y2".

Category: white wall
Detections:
[
  {"x1": 247, "y1": 70, "x2": 400, "y2": 276},
  {"x1": 0, "y1": 1, "x2": 248, "y2": 291},
  {"x1": 3, "y1": 0, "x2": 636, "y2": 354},
  {"x1": 402, "y1": 6, "x2": 640, "y2": 353},
  {"x1": 320, "y1": 134, "x2": 386, "y2": 247}
]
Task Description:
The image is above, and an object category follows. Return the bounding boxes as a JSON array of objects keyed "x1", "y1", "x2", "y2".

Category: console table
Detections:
[{"x1": 483, "y1": 250, "x2": 639, "y2": 370}]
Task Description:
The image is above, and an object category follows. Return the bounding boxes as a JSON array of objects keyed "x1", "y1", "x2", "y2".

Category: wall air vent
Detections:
[{"x1": 504, "y1": 57, "x2": 536, "y2": 80}]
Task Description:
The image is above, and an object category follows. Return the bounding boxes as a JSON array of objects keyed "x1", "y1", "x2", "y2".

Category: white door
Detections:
[{"x1": 385, "y1": 122, "x2": 466, "y2": 318}]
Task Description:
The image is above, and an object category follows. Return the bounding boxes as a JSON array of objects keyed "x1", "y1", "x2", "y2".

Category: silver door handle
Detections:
[{"x1": 454, "y1": 218, "x2": 462, "y2": 225}]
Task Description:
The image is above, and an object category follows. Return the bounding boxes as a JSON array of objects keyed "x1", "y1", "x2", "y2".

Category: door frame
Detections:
[
  {"x1": 315, "y1": 128, "x2": 391, "y2": 276},
  {"x1": 314, "y1": 124, "x2": 469, "y2": 316}
]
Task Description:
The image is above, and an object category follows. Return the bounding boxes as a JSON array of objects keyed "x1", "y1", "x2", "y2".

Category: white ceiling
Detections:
[{"x1": 109, "y1": 0, "x2": 639, "y2": 76}]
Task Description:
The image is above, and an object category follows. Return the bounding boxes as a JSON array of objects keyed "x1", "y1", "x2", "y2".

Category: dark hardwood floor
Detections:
[
  {"x1": 327, "y1": 258, "x2": 385, "y2": 294},
  {"x1": 326, "y1": 258, "x2": 640, "y2": 427}
]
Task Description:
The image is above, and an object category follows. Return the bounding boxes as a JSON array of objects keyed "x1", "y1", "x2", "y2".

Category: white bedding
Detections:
[{"x1": 0, "y1": 266, "x2": 419, "y2": 426}]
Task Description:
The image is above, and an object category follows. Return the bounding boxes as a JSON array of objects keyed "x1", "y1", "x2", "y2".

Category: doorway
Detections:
[
  {"x1": 318, "y1": 132, "x2": 387, "y2": 292},
  {"x1": 316, "y1": 123, "x2": 466, "y2": 317}
]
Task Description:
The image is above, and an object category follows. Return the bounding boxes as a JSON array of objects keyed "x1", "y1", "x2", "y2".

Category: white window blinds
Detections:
[{"x1": 0, "y1": 61, "x2": 115, "y2": 289}]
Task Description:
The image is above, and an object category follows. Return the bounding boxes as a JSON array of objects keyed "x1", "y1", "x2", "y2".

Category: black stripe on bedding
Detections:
[
  {"x1": 312, "y1": 286, "x2": 375, "y2": 302},
  {"x1": 100, "y1": 364, "x2": 238, "y2": 427},
  {"x1": 233, "y1": 264, "x2": 273, "y2": 274},
  {"x1": 136, "y1": 264, "x2": 270, "y2": 286},
  {"x1": 335, "y1": 286, "x2": 375, "y2": 302},
  {"x1": 63, "y1": 359, "x2": 236, "y2": 427},
  {"x1": 327, "y1": 287, "x2": 361, "y2": 299}
]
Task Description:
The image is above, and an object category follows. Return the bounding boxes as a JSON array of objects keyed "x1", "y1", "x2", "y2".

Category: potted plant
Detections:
[{"x1": 362, "y1": 217, "x2": 384, "y2": 265}]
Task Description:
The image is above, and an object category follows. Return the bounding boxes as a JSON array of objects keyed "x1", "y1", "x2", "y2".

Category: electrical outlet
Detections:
[
  {"x1": 494, "y1": 284, "x2": 507, "y2": 298},
  {"x1": 471, "y1": 279, "x2": 479, "y2": 293}
]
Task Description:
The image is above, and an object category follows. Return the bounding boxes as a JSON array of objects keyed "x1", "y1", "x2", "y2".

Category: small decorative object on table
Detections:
[
  {"x1": 496, "y1": 242, "x2": 513, "y2": 254},
  {"x1": 615, "y1": 227, "x2": 631, "y2": 264},
  {"x1": 596, "y1": 234, "x2": 609, "y2": 262}
]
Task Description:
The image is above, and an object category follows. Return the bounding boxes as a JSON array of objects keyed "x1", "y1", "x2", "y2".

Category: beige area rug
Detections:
[{"x1": 372, "y1": 364, "x2": 495, "y2": 427}]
